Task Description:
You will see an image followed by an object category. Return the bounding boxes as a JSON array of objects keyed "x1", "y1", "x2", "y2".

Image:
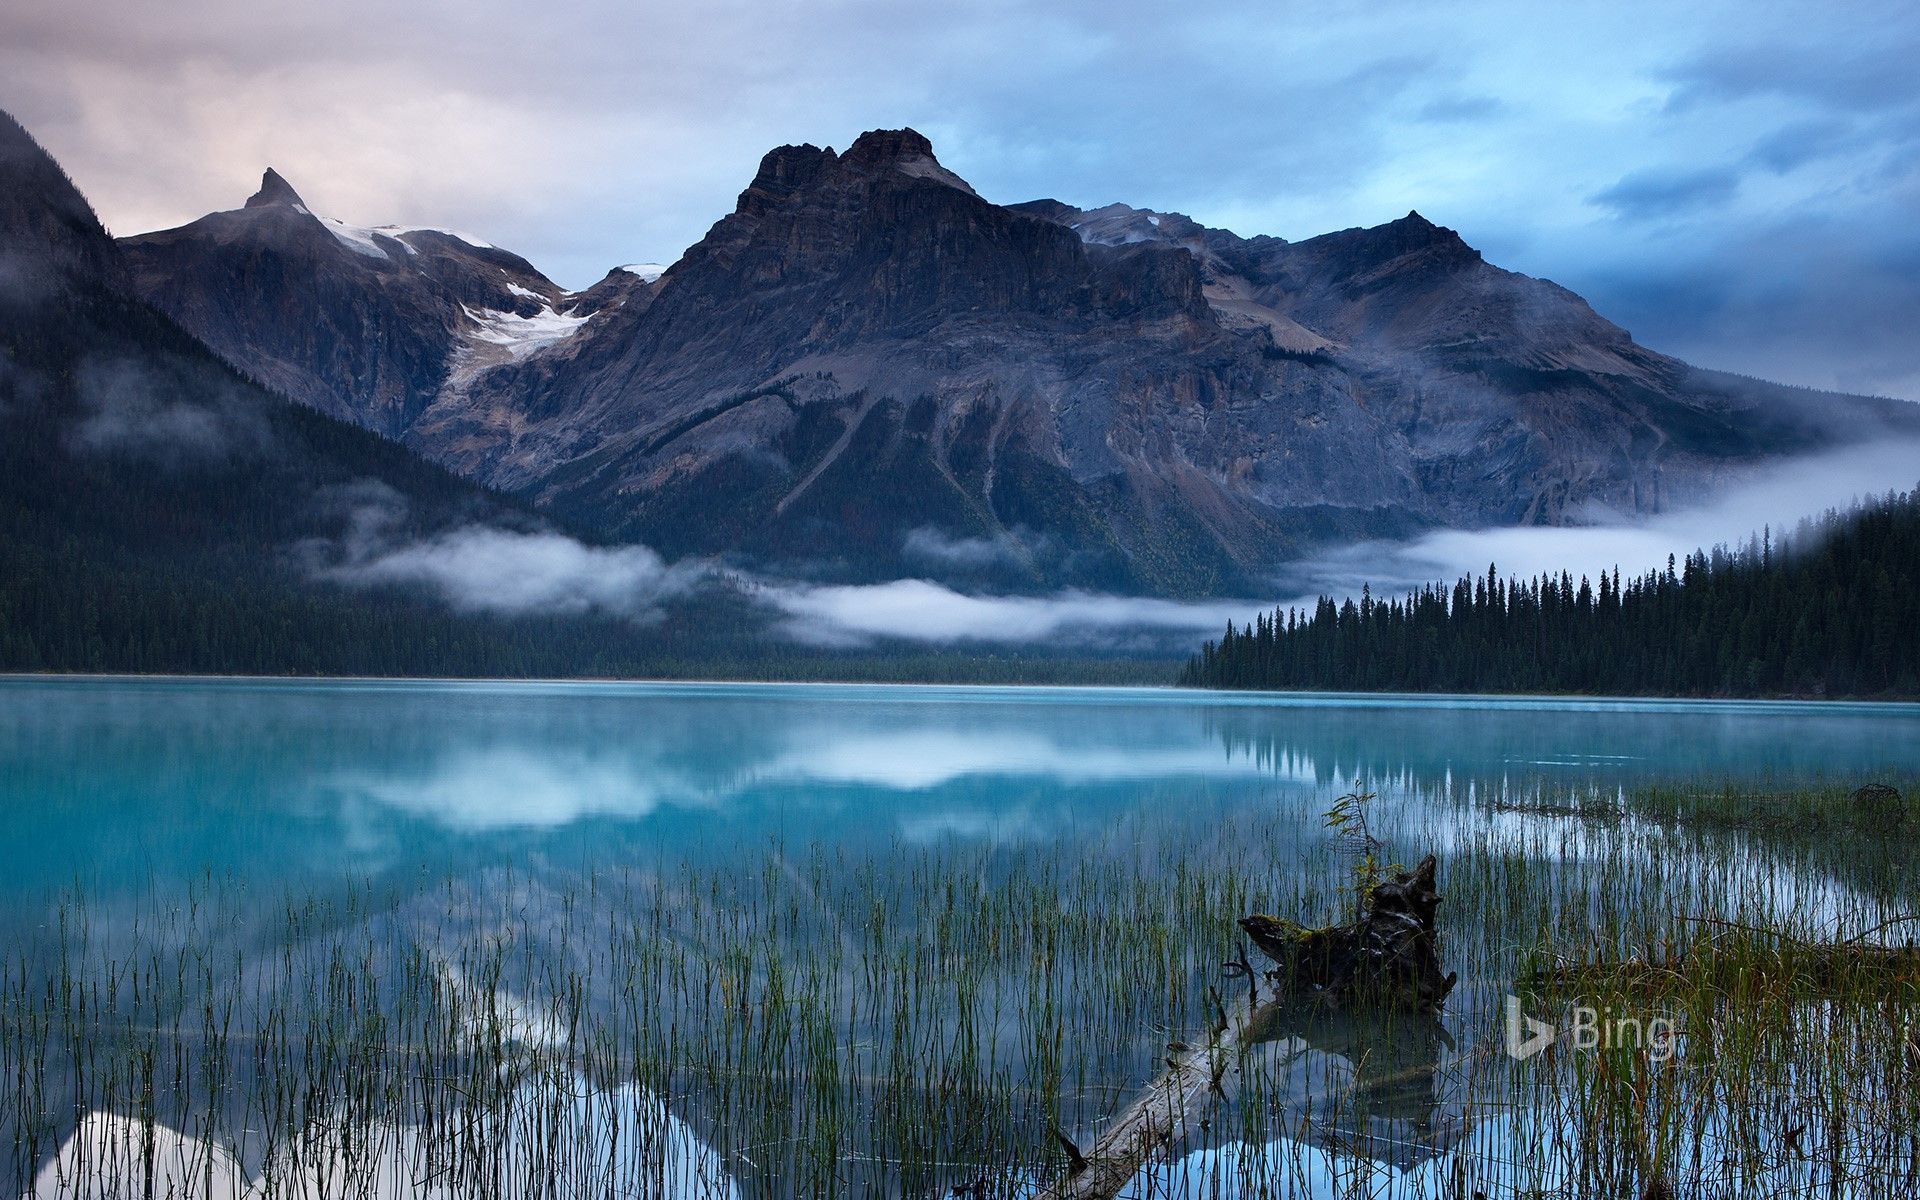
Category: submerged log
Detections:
[
  {"x1": 1035, "y1": 989, "x2": 1275, "y2": 1200},
  {"x1": 1037, "y1": 855, "x2": 1457, "y2": 1200},
  {"x1": 1239, "y1": 854, "x2": 1457, "y2": 1012}
]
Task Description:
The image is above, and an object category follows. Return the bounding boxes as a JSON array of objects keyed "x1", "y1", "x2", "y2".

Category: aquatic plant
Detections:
[{"x1": 3, "y1": 775, "x2": 1916, "y2": 1197}]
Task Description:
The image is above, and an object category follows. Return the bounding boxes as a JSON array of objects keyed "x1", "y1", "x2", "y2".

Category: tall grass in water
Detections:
[{"x1": 2, "y1": 776, "x2": 1916, "y2": 1197}]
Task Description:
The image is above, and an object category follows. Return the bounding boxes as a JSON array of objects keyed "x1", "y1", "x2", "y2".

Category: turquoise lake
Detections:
[
  {"x1": 7, "y1": 677, "x2": 1920, "y2": 1198},
  {"x1": 3, "y1": 677, "x2": 1918, "y2": 902}
]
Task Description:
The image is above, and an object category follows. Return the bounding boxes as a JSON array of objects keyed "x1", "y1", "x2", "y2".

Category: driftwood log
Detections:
[
  {"x1": 1240, "y1": 854, "x2": 1457, "y2": 1013},
  {"x1": 1036, "y1": 856, "x2": 1456, "y2": 1199},
  {"x1": 1034, "y1": 989, "x2": 1269, "y2": 1200}
]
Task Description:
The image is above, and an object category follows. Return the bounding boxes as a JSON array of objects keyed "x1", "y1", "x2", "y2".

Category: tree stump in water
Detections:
[
  {"x1": 1038, "y1": 855, "x2": 1458, "y2": 1199},
  {"x1": 1239, "y1": 854, "x2": 1456, "y2": 1013}
]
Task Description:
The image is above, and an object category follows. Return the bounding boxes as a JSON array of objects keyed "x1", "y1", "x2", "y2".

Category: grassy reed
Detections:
[{"x1": 4, "y1": 774, "x2": 1916, "y2": 1197}]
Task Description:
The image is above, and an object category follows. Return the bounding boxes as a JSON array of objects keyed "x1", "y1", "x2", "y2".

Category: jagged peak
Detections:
[
  {"x1": 841, "y1": 127, "x2": 977, "y2": 195},
  {"x1": 244, "y1": 168, "x2": 307, "y2": 210},
  {"x1": 1084, "y1": 202, "x2": 1198, "y2": 232},
  {"x1": 740, "y1": 129, "x2": 978, "y2": 208},
  {"x1": 1295, "y1": 208, "x2": 1480, "y2": 270},
  {"x1": 746, "y1": 143, "x2": 838, "y2": 200},
  {"x1": 1381, "y1": 209, "x2": 1469, "y2": 248},
  {"x1": 1007, "y1": 198, "x2": 1082, "y2": 223},
  {"x1": 842, "y1": 127, "x2": 935, "y2": 166}
]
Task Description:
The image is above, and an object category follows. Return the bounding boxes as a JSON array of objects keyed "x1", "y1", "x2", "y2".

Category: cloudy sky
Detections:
[{"x1": 5, "y1": 0, "x2": 1917, "y2": 399}]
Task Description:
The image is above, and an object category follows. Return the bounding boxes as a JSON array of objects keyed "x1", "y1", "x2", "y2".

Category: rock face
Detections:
[
  {"x1": 119, "y1": 172, "x2": 639, "y2": 440},
  {"x1": 119, "y1": 128, "x2": 1920, "y2": 596},
  {"x1": 424, "y1": 129, "x2": 1306, "y2": 595}
]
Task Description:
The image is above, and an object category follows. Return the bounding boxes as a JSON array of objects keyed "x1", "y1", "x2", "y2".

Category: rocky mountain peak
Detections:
[
  {"x1": 738, "y1": 130, "x2": 979, "y2": 219},
  {"x1": 1005, "y1": 198, "x2": 1079, "y2": 224},
  {"x1": 742, "y1": 143, "x2": 838, "y2": 209},
  {"x1": 118, "y1": 150, "x2": 576, "y2": 440},
  {"x1": 842, "y1": 127, "x2": 934, "y2": 166},
  {"x1": 244, "y1": 168, "x2": 307, "y2": 210},
  {"x1": 840, "y1": 127, "x2": 977, "y2": 194},
  {"x1": 1377, "y1": 210, "x2": 1476, "y2": 257},
  {"x1": 1066, "y1": 202, "x2": 1207, "y2": 246},
  {"x1": 1283, "y1": 209, "x2": 1483, "y2": 286}
]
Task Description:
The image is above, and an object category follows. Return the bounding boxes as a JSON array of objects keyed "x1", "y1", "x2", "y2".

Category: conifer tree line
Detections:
[{"x1": 1181, "y1": 487, "x2": 1920, "y2": 698}]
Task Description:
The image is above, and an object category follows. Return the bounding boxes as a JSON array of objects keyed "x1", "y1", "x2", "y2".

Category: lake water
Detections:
[
  {"x1": 6, "y1": 677, "x2": 1920, "y2": 1197},
  {"x1": 4, "y1": 677, "x2": 1917, "y2": 900}
]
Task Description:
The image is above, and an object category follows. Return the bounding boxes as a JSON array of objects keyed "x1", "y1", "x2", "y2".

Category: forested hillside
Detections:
[{"x1": 1181, "y1": 489, "x2": 1920, "y2": 698}]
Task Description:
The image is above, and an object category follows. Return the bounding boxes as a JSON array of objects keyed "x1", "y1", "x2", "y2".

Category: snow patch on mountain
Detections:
[
  {"x1": 1066, "y1": 203, "x2": 1177, "y2": 246},
  {"x1": 462, "y1": 304, "x2": 592, "y2": 359},
  {"x1": 315, "y1": 216, "x2": 395, "y2": 261},
  {"x1": 308, "y1": 216, "x2": 501, "y2": 261},
  {"x1": 439, "y1": 303, "x2": 596, "y2": 399},
  {"x1": 378, "y1": 225, "x2": 496, "y2": 249},
  {"x1": 618, "y1": 263, "x2": 667, "y2": 282}
]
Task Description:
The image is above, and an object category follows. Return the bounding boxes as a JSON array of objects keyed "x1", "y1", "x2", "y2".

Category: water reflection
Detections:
[
  {"x1": 3, "y1": 679, "x2": 1917, "y2": 899},
  {"x1": 29, "y1": 1081, "x2": 739, "y2": 1200},
  {"x1": 1241, "y1": 1001, "x2": 1462, "y2": 1166}
]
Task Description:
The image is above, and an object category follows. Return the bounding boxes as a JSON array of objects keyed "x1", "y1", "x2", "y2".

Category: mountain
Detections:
[
  {"x1": 0, "y1": 110, "x2": 726, "y2": 678},
  {"x1": 119, "y1": 128, "x2": 1920, "y2": 597},
  {"x1": 1007, "y1": 197, "x2": 1907, "y2": 519},
  {"x1": 119, "y1": 170, "x2": 642, "y2": 440}
]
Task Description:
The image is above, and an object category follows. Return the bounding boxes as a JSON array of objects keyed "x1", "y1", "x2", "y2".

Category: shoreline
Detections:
[{"x1": 5, "y1": 671, "x2": 1919, "y2": 712}]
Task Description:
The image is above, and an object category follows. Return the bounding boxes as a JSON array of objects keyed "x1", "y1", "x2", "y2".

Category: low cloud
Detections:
[
  {"x1": 68, "y1": 355, "x2": 269, "y2": 466},
  {"x1": 901, "y1": 525, "x2": 1040, "y2": 571},
  {"x1": 762, "y1": 577, "x2": 1253, "y2": 649},
  {"x1": 305, "y1": 480, "x2": 699, "y2": 619},
  {"x1": 327, "y1": 527, "x2": 692, "y2": 618},
  {"x1": 302, "y1": 485, "x2": 1237, "y2": 640},
  {"x1": 302, "y1": 438, "x2": 1920, "y2": 648},
  {"x1": 1279, "y1": 437, "x2": 1920, "y2": 606}
]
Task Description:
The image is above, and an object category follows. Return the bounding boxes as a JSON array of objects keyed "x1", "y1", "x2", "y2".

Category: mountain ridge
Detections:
[
  {"x1": 119, "y1": 168, "x2": 621, "y2": 440},
  {"x1": 0, "y1": 108, "x2": 709, "y2": 677},
  {"x1": 110, "y1": 126, "x2": 1920, "y2": 597}
]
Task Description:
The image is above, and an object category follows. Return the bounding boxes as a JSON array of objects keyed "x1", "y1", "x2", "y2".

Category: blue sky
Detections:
[{"x1": 6, "y1": 0, "x2": 1918, "y2": 399}]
